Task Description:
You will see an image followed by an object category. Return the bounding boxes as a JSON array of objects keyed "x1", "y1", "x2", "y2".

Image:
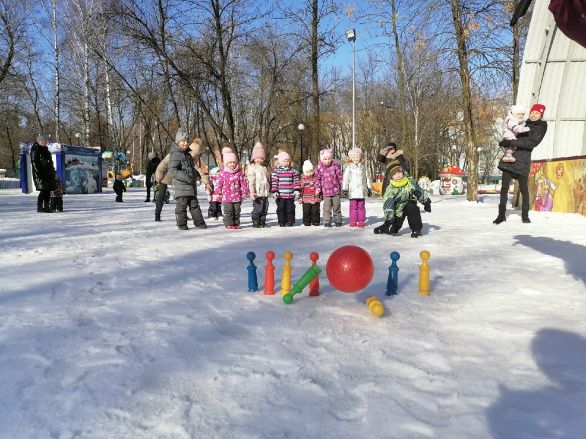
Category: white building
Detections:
[{"x1": 515, "y1": 1, "x2": 586, "y2": 215}]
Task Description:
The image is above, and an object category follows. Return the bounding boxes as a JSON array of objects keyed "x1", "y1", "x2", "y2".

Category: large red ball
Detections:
[{"x1": 326, "y1": 245, "x2": 374, "y2": 293}]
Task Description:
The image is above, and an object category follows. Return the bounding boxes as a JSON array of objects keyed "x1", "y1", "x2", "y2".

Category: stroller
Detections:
[{"x1": 154, "y1": 183, "x2": 171, "y2": 204}]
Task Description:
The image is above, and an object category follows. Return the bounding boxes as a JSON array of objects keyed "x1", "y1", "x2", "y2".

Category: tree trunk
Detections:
[
  {"x1": 212, "y1": 0, "x2": 236, "y2": 148},
  {"x1": 512, "y1": 0, "x2": 521, "y2": 102},
  {"x1": 390, "y1": 0, "x2": 408, "y2": 148},
  {"x1": 83, "y1": 39, "x2": 90, "y2": 147},
  {"x1": 450, "y1": 0, "x2": 479, "y2": 201},
  {"x1": 0, "y1": 9, "x2": 15, "y2": 86},
  {"x1": 52, "y1": 0, "x2": 60, "y2": 141},
  {"x1": 310, "y1": 0, "x2": 320, "y2": 156}
]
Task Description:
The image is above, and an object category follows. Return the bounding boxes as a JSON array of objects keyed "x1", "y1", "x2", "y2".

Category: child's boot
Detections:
[{"x1": 374, "y1": 220, "x2": 393, "y2": 235}]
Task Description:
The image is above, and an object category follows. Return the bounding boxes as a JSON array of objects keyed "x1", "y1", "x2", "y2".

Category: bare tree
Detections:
[{"x1": 449, "y1": 0, "x2": 480, "y2": 201}]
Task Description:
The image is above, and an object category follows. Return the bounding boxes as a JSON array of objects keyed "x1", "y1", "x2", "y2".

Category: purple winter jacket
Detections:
[
  {"x1": 315, "y1": 161, "x2": 343, "y2": 197},
  {"x1": 213, "y1": 168, "x2": 249, "y2": 203}
]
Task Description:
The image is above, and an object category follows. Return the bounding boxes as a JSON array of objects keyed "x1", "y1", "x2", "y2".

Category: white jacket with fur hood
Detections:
[{"x1": 342, "y1": 163, "x2": 368, "y2": 199}]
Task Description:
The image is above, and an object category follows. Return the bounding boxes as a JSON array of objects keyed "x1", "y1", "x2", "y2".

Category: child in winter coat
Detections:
[
  {"x1": 214, "y1": 147, "x2": 249, "y2": 229},
  {"x1": 113, "y1": 174, "x2": 126, "y2": 202},
  {"x1": 247, "y1": 142, "x2": 271, "y2": 227},
  {"x1": 374, "y1": 165, "x2": 431, "y2": 238},
  {"x1": 49, "y1": 175, "x2": 65, "y2": 212},
  {"x1": 315, "y1": 148, "x2": 343, "y2": 227},
  {"x1": 271, "y1": 151, "x2": 301, "y2": 227},
  {"x1": 299, "y1": 160, "x2": 321, "y2": 226},
  {"x1": 501, "y1": 104, "x2": 530, "y2": 163},
  {"x1": 207, "y1": 166, "x2": 223, "y2": 219},
  {"x1": 342, "y1": 147, "x2": 368, "y2": 228},
  {"x1": 168, "y1": 128, "x2": 208, "y2": 230},
  {"x1": 378, "y1": 142, "x2": 409, "y2": 196}
]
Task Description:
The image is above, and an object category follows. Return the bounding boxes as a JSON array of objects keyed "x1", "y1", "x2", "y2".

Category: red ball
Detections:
[{"x1": 326, "y1": 245, "x2": 374, "y2": 293}]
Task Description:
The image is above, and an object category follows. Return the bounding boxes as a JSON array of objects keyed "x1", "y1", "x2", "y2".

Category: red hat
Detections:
[{"x1": 530, "y1": 104, "x2": 546, "y2": 116}]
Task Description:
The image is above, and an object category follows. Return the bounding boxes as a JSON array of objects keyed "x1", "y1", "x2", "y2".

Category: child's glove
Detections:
[
  {"x1": 294, "y1": 191, "x2": 300, "y2": 201},
  {"x1": 423, "y1": 200, "x2": 431, "y2": 212}
]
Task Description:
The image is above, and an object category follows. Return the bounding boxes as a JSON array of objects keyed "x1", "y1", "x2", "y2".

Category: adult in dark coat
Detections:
[
  {"x1": 378, "y1": 142, "x2": 409, "y2": 195},
  {"x1": 144, "y1": 152, "x2": 160, "y2": 202},
  {"x1": 167, "y1": 128, "x2": 207, "y2": 230},
  {"x1": 30, "y1": 133, "x2": 57, "y2": 213},
  {"x1": 495, "y1": 103, "x2": 548, "y2": 224}
]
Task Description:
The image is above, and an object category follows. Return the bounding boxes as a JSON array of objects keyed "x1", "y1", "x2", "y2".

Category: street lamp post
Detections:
[
  {"x1": 346, "y1": 28, "x2": 356, "y2": 149},
  {"x1": 298, "y1": 123, "x2": 305, "y2": 165}
]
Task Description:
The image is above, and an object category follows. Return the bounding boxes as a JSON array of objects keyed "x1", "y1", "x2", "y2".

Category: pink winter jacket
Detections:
[
  {"x1": 208, "y1": 174, "x2": 223, "y2": 202},
  {"x1": 213, "y1": 168, "x2": 249, "y2": 203},
  {"x1": 315, "y1": 161, "x2": 343, "y2": 197}
]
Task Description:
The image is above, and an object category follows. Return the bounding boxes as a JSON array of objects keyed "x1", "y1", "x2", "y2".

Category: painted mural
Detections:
[{"x1": 528, "y1": 157, "x2": 586, "y2": 216}]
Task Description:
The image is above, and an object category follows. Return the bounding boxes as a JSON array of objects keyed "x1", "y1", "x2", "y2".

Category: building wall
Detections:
[
  {"x1": 516, "y1": 1, "x2": 586, "y2": 215},
  {"x1": 517, "y1": 0, "x2": 586, "y2": 161}
]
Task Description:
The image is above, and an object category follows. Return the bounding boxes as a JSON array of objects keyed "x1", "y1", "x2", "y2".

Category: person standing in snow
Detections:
[
  {"x1": 49, "y1": 175, "x2": 65, "y2": 212},
  {"x1": 30, "y1": 133, "x2": 57, "y2": 213},
  {"x1": 247, "y1": 142, "x2": 271, "y2": 228},
  {"x1": 154, "y1": 153, "x2": 172, "y2": 221},
  {"x1": 207, "y1": 166, "x2": 223, "y2": 220},
  {"x1": 342, "y1": 147, "x2": 369, "y2": 228},
  {"x1": 168, "y1": 128, "x2": 208, "y2": 230},
  {"x1": 374, "y1": 165, "x2": 431, "y2": 238},
  {"x1": 315, "y1": 148, "x2": 343, "y2": 227},
  {"x1": 113, "y1": 174, "x2": 126, "y2": 202},
  {"x1": 271, "y1": 151, "x2": 301, "y2": 227},
  {"x1": 213, "y1": 147, "x2": 249, "y2": 229},
  {"x1": 494, "y1": 103, "x2": 548, "y2": 224},
  {"x1": 299, "y1": 160, "x2": 321, "y2": 226},
  {"x1": 144, "y1": 152, "x2": 160, "y2": 202}
]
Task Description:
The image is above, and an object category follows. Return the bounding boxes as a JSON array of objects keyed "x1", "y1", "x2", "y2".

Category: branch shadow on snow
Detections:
[
  {"x1": 513, "y1": 235, "x2": 586, "y2": 285},
  {"x1": 487, "y1": 328, "x2": 586, "y2": 438}
]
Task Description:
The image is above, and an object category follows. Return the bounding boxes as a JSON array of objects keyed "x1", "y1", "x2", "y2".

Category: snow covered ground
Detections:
[{"x1": 1, "y1": 188, "x2": 585, "y2": 439}]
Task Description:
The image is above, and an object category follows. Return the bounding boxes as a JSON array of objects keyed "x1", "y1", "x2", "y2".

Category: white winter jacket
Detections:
[
  {"x1": 343, "y1": 163, "x2": 368, "y2": 199},
  {"x1": 247, "y1": 163, "x2": 270, "y2": 198}
]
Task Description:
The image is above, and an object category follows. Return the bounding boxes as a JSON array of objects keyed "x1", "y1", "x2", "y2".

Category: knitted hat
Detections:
[
  {"x1": 348, "y1": 147, "x2": 362, "y2": 160},
  {"x1": 319, "y1": 148, "x2": 333, "y2": 160},
  {"x1": 251, "y1": 142, "x2": 266, "y2": 161},
  {"x1": 277, "y1": 151, "x2": 290, "y2": 165},
  {"x1": 510, "y1": 104, "x2": 525, "y2": 114},
  {"x1": 175, "y1": 128, "x2": 188, "y2": 143},
  {"x1": 389, "y1": 164, "x2": 403, "y2": 176},
  {"x1": 530, "y1": 103, "x2": 546, "y2": 116},
  {"x1": 148, "y1": 152, "x2": 156, "y2": 160},
  {"x1": 36, "y1": 133, "x2": 48, "y2": 143},
  {"x1": 222, "y1": 147, "x2": 237, "y2": 165},
  {"x1": 302, "y1": 160, "x2": 314, "y2": 173}
]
